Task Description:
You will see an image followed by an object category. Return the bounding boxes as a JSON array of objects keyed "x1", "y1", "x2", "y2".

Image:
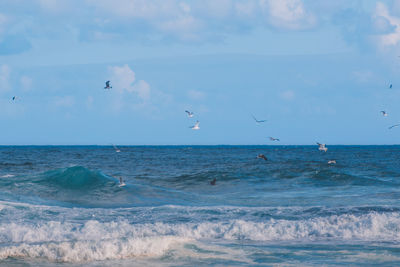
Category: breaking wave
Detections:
[{"x1": 1, "y1": 210, "x2": 400, "y2": 262}]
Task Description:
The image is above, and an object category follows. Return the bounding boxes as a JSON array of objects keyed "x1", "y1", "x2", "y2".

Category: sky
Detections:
[{"x1": 1, "y1": 0, "x2": 400, "y2": 145}]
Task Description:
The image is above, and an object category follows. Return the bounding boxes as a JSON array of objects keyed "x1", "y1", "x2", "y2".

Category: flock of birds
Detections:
[{"x1": 8, "y1": 80, "x2": 399, "y2": 186}]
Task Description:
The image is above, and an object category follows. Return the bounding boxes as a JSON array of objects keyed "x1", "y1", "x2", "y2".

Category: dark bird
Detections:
[
  {"x1": 12, "y1": 96, "x2": 16, "y2": 101},
  {"x1": 389, "y1": 124, "x2": 400, "y2": 129},
  {"x1": 269, "y1": 137, "x2": 280, "y2": 141},
  {"x1": 252, "y1": 115, "x2": 267, "y2": 124},
  {"x1": 210, "y1": 178, "x2": 216, "y2": 185},
  {"x1": 185, "y1": 110, "x2": 194, "y2": 118},
  {"x1": 104, "y1": 80, "x2": 112, "y2": 89},
  {"x1": 257, "y1": 154, "x2": 268, "y2": 161},
  {"x1": 381, "y1": 111, "x2": 388, "y2": 117},
  {"x1": 390, "y1": 84, "x2": 393, "y2": 89}
]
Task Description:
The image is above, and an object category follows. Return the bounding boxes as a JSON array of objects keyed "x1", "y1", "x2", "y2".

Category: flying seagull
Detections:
[
  {"x1": 190, "y1": 121, "x2": 200, "y2": 130},
  {"x1": 317, "y1": 142, "x2": 328, "y2": 152},
  {"x1": 257, "y1": 154, "x2": 268, "y2": 161},
  {"x1": 118, "y1": 177, "x2": 126, "y2": 187},
  {"x1": 185, "y1": 110, "x2": 194, "y2": 118},
  {"x1": 252, "y1": 115, "x2": 266, "y2": 124},
  {"x1": 269, "y1": 137, "x2": 280, "y2": 141},
  {"x1": 389, "y1": 124, "x2": 400, "y2": 129},
  {"x1": 328, "y1": 160, "x2": 336, "y2": 164},
  {"x1": 112, "y1": 144, "x2": 121, "y2": 153},
  {"x1": 104, "y1": 80, "x2": 112, "y2": 89},
  {"x1": 381, "y1": 111, "x2": 388, "y2": 117}
]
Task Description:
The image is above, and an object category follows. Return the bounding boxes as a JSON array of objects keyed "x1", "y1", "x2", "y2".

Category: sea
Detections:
[{"x1": 0, "y1": 145, "x2": 400, "y2": 266}]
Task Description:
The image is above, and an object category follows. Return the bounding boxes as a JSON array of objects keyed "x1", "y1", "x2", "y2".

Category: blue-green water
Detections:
[{"x1": 1, "y1": 146, "x2": 400, "y2": 266}]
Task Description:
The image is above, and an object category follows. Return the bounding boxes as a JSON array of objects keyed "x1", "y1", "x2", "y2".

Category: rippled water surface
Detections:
[{"x1": 1, "y1": 145, "x2": 400, "y2": 266}]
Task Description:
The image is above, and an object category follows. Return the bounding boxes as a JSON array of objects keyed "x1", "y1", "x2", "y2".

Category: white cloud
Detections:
[
  {"x1": 260, "y1": 0, "x2": 316, "y2": 30},
  {"x1": 187, "y1": 89, "x2": 206, "y2": 100},
  {"x1": 235, "y1": 1, "x2": 256, "y2": 17},
  {"x1": 352, "y1": 70, "x2": 375, "y2": 83},
  {"x1": 0, "y1": 13, "x2": 7, "y2": 35},
  {"x1": 86, "y1": 95, "x2": 94, "y2": 109},
  {"x1": 20, "y1": 76, "x2": 32, "y2": 91},
  {"x1": 0, "y1": 64, "x2": 10, "y2": 92},
  {"x1": 157, "y1": 15, "x2": 203, "y2": 41},
  {"x1": 280, "y1": 90, "x2": 295, "y2": 101},
  {"x1": 53, "y1": 96, "x2": 75, "y2": 107},
  {"x1": 37, "y1": 0, "x2": 71, "y2": 14},
  {"x1": 109, "y1": 64, "x2": 151, "y2": 101},
  {"x1": 132, "y1": 80, "x2": 150, "y2": 100},
  {"x1": 374, "y1": 2, "x2": 400, "y2": 47},
  {"x1": 86, "y1": 0, "x2": 174, "y2": 19}
]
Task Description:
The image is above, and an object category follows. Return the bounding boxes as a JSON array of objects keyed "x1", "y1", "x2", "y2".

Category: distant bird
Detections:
[
  {"x1": 104, "y1": 80, "x2": 112, "y2": 89},
  {"x1": 185, "y1": 110, "x2": 194, "y2": 118},
  {"x1": 252, "y1": 115, "x2": 266, "y2": 124},
  {"x1": 328, "y1": 160, "x2": 336, "y2": 164},
  {"x1": 389, "y1": 124, "x2": 400, "y2": 129},
  {"x1": 269, "y1": 137, "x2": 280, "y2": 141},
  {"x1": 257, "y1": 154, "x2": 268, "y2": 161},
  {"x1": 118, "y1": 177, "x2": 126, "y2": 187},
  {"x1": 210, "y1": 178, "x2": 216, "y2": 185},
  {"x1": 317, "y1": 142, "x2": 328, "y2": 152},
  {"x1": 12, "y1": 96, "x2": 16, "y2": 101},
  {"x1": 381, "y1": 111, "x2": 388, "y2": 117},
  {"x1": 390, "y1": 84, "x2": 393, "y2": 89},
  {"x1": 112, "y1": 144, "x2": 121, "y2": 153},
  {"x1": 190, "y1": 121, "x2": 200, "y2": 130}
]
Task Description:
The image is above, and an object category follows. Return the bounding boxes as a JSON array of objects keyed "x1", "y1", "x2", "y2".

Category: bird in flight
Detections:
[
  {"x1": 104, "y1": 80, "x2": 112, "y2": 89},
  {"x1": 317, "y1": 142, "x2": 328, "y2": 152},
  {"x1": 389, "y1": 84, "x2": 393, "y2": 89},
  {"x1": 12, "y1": 96, "x2": 17, "y2": 101},
  {"x1": 328, "y1": 160, "x2": 336, "y2": 164},
  {"x1": 112, "y1": 144, "x2": 121, "y2": 153},
  {"x1": 381, "y1": 111, "x2": 388, "y2": 117},
  {"x1": 190, "y1": 121, "x2": 200, "y2": 130},
  {"x1": 257, "y1": 154, "x2": 268, "y2": 161},
  {"x1": 252, "y1": 115, "x2": 266, "y2": 124},
  {"x1": 269, "y1": 137, "x2": 280, "y2": 141},
  {"x1": 185, "y1": 110, "x2": 194, "y2": 118},
  {"x1": 389, "y1": 124, "x2": 400, "y2": 129},
  {"x1": 118, "y1": 177, "x2": 126, "y2": 187}
]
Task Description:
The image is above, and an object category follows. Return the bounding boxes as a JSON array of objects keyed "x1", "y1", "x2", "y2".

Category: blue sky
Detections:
[{"x1": 1, "y1": 0, "x2": 400, "y2": 145}]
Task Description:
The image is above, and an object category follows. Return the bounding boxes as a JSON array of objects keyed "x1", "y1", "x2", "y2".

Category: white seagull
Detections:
[
  {"x1": 317, "y1": 142, "x2": 328, "y2": 152},
  {"x1": 190, "y1": 121, "x2": 200, "y2": 130},
  {"x1": 185, "y1": 110, "x2": 194, "y2": 118},
  {"x1": 118, "y1": 177, "x2": 126, "y2": 187},
  {"x1": 252, "y1": 115, "x2": 267, "y2": 124},
  {"x1": 269, "y1": 137, "x2": 280, "y2": 141},
  {"x1": 328, "y1": 160, "x2": 336, "y2": 164},
  {"x1": 389, "y1": 124, "x2": 400, "y2": 129},
  {"x1": 381, "y1": 111, "x2": 388, "y2": 117},
  {"x1": 112, "y1": 144, "x2": 121, "y2": 153}
]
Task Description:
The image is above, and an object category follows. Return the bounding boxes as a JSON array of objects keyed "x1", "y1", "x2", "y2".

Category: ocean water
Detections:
[{"x1": 1, "y1": 145, "x2": 400, "y2": 266}]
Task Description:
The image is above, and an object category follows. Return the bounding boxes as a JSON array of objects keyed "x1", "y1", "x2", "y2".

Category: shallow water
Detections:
[{"x1": 1, "y1": 145, "x2": 400, "y2": 266}]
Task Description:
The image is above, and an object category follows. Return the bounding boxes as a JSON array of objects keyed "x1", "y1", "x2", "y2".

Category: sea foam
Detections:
[{"x1": 1, "y1": 211, "x2": 400, "y2": 262}]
